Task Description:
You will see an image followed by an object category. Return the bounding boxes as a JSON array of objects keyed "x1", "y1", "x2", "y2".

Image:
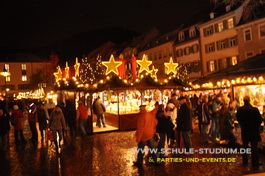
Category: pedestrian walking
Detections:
[
  {"x1": 11, "y1": 105, "x2": 26, "y2": 144},
  {"x1": 49, "y1": 105, "x2": 66, "y2": 152},
  {"x1": 65, "y1": 100, "x2": 77, "y2": 137},
  {"x1": 177, "y1": 96, "x2": 192, "y2": 154},
  {"x1": 134, "y1": 105, "x2": 158, "y2": 166},
  {"x1": 37, "y1": 104, "x2": 48, "y2": 140},
  {"x1": 156, "y1": 104, "x2": 174, "y2": 157},
  {"x1": 76, "y1": 101, "x2": 88, "y2": 136},
  {"x1": 27, "y1": 103, "x2": 38, "y2": 143},
  {"x1": 198, "y1": 95, "x2": 211, "y2": 143},
  {"x1": 236, "y1": 96, "x2": 263, "y2": 167}
]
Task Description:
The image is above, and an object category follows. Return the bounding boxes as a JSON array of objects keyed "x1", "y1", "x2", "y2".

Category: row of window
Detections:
[
  {"x1": 244, "y1": 24, "x2": 265, "y2": 42},
  {"x1": 148, "y1": 48, "x2": 173, "y2": 61},
  {"x1": 206, "y1": 56, "x2": 238, "y2": 72},
  {"x1": 205, "y1": 36, "x2": 237, "y2": 53},
  {"x1": 204, "y1": 18, "x2": 234, "y2": 37},
  {"x1": 3, "y1": 64, "x2": 28, "y2": 82},
  {"x1": 183, "y1": 61, "x2": 201, "y2": 74},
  {"x1": 175, "y1": 44, "x2": 199, "y2": 57},
  {"x1": 178, "y1": 28, "x2": 197, "y2": 42}
]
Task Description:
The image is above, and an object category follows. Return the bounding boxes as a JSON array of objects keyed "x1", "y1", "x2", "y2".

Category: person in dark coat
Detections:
[
  {"x1": 156, "y1": 104, "x2": 174, "y2": 157},
  {"x1": 37, "y1": 104, "x2": 48, "y2": 140},
  {"x1": 177, "y1": 96, "x2": 192, "y2": 154},
  {"x1": 27, "y1": 103, "x2": 38, "y2": 143},
  {"x1": 198, "y1": 95, "x2": 211, "y2": 143},
  {"x1": 223, "y1": 101, "x2": 237, "y2": 147},
  {"x1": 0, "y1": 109, "x2": 10, "y2": 154},
  {"x1": 236, "y1": 96, "x2": 263, "y2": 167},
  {"x1": 65, "y1": 100, "x2": 77, "y2": 137}
]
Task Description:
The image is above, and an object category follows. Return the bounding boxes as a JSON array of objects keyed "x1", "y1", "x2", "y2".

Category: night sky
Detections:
[{"x1": 0, "y1": 0, "x2": 211, "y2": 54}]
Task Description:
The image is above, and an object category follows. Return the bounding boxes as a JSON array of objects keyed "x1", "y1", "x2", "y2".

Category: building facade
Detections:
[
  {"x1": 173, "y1": 25, "x2": 201, "y2": 80},
  {"x1": 199, "y1": 2, "x2": 249, "y2": 76},
  {"x1": 236, "y1": 17, "x2": 265, "y2": 61}
]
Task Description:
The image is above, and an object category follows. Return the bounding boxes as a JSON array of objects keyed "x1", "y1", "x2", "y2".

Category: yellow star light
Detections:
[
  {"x1": 149, "y1": 65, "x2": 158, "y2": 79},
  {"x1": 74, "y1": 57, "x2": 80, "y2": 77},
  {"x1": 136, "y1": 54, "x2": 152, "y2": 73},
  {"x1": 65, "y1": 62, "x2": 70, "y2": 79},
  {"x1": 54, "y1": 66, "x2": 62, "y2": 82},
  {"x1": 164, "y1": 57, "x2": 179, "y2": 75},
  {"x1": 102, "y1": 55, "x2": 122, "y2": 75}
]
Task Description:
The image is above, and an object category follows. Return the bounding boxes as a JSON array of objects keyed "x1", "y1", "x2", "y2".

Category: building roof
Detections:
[
  {"x1": 0, "y1": 53, "x2": 46, "y2": 63},
  {"x1": 194, "y1": 53, "x2": 265, "y2": 84}
]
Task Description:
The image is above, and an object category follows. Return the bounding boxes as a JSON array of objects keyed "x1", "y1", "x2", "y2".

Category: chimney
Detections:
[
  {"x1": 226, "y1": 5, "x2": 231, "y2": 12},
  {"x1": 210, "y1": 12, "x2": 214, "y2": 19}
]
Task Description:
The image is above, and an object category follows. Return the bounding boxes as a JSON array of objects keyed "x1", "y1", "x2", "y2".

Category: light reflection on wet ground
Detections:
[{"x1": 1, "y1": 122, "x2": 265, "y2": 176}]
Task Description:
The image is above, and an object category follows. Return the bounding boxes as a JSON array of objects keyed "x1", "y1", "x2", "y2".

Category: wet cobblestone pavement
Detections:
[{"x1": 1, "y1": 124, "x2": 265, "y2": 176}]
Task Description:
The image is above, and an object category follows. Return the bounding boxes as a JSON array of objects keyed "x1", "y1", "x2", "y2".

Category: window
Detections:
[
  {"x1": 154, "y1": 52, "x2": 157, "y2": 60},
  {"x1": 231, "y1": 56, "x2": 237, "y2": 65},
  {"x1": 204, "y1": 26, "x2": 214, "y2": 36},
  {"x1": 163, "y1": 48, "x2": 167, "y2": 57},
  {"x1": 217, "y1": 40, "x2": 226, "y2": 50},
  {"x1": 218, "y1": 22, "x2": 224, "y2": 32},
  {"x1": 149, "y1": 54, "x2": 153, "y2": 61},
  {"x1": 209, "y1": 61, "x2": 215, "y2": 72},
  {"x1": 218, "y1": 59, "x2": 223, "y2": 70},
  {"x1": 184, "y1": 47, "x2": 190, "y2": 55},
  {"x1": 192, "y1": 44, "x2": 199, "y2": 53},
  {"x1": 244, "y1": 29, "x2": 252, "y2": 42},
  {"x1": 259, "y1": 24, "x2": 265, "y2": 38},
  {"x1": 6, "y1": 76, "x2": 10, "y2": 82},
  {"x1": 176, "y1": 49, "x2": 183, "y2": 57},
  {"x1": 158, "y1": 51, "x2": 162, "y2": 59},
  {"x1": 4, "y1": 64, "x2": 9, "y2": 72},
  {"x1": 193, "y1": 61, "x2": 200, "y2": 73},
  {"x1": 18, "y1": 84, "x2": 30, "y2": 90},
  {"x1": 22, "y1": 75, "x2": 27, "y2": 81},
  {"x1": 228, "y1": 18, "x2": 234, "y2": 29},
  {"x1": 229, "y1": 37, "x2": 237, "y2": 47},
  {"x1": 178, "y1": 32, "x2": 185, "y2": 41},
  {"x1": 169, "y1": 48, "x2": 173, "y2": 56},
  {"x1": 189, "y1": 28, "x2": 196, "y2": 38},
  {"x1": 245, "y1": 51, "x2": 254, "y2": 59},
  {"x1": 205, "y1": 43, "x2": 215, "y2": 53}
]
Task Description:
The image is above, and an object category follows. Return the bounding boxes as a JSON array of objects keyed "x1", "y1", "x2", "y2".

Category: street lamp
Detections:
[{"x1": 0, "y1": 67, "x2": 11, "y2": 109}]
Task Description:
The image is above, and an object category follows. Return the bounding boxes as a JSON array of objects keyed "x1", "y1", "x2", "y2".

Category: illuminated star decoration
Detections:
[
  {"x1": 149, "y1": 65, "x2": 158, "y2": 79},
  {"x1": 74, "y1": 57, "x2": 80, "y2": 77},
  {"x1": 54, "y1": 66, "x2": 62, "y2": 82},
  {"x1": 102, "y1": 55, "x2": 122, "y2": 75},
  {"x1": 136, "y1": 54, "x2": 152, "y2": 73},
  {"x1": 164, "y1": 57, "x2": 179, "y2": 75},
  {"x1": 65, "y1": 62, "x2": 70, "y2": 79}
]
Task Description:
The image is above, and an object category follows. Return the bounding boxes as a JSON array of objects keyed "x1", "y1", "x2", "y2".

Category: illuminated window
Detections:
[
  {"x1": 209, "y1": 61, "x2": 215, "y2": 72},
  {"x1": 6, "y1": 76, "x2": 10, "y2": 82},
  {"x1": 232, "y1": 56, "x2": 237, "y2": 65},
  {"x1": 244, "y1": 29, "x2": 252, "y2": 42},
  {"x1": 22, "y1": 64, "x2": 26, "y2": 70},
  {"x1": 218, "y1": 22, "x2": 224, "y2": 32},
  {"x1": 4, "y1": 64, "x2": 9, "y2": 72},
  {"x1": 22, "y1": 75, "x2": 27, "y2": 81},
  {"x1": 228, "y1": 18, "x2": 234, "y2": 29}
]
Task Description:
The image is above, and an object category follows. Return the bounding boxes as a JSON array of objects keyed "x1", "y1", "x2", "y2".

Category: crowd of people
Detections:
[
  {"x1": 134, "y1": 92, "x2": 264, "y2": 167},
  {"x1": 0, "y1": 99, "x2": 91, "y2": 155}
]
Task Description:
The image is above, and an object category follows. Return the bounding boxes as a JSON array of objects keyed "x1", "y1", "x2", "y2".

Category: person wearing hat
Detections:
[{"x1": 177, "y1": 96, "x2": 192, "y2": 154}]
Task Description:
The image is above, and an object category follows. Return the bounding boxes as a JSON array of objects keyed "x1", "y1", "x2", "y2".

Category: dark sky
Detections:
[{"x1": 0, "y1": 0, "x2": 211, "y2": 49}]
